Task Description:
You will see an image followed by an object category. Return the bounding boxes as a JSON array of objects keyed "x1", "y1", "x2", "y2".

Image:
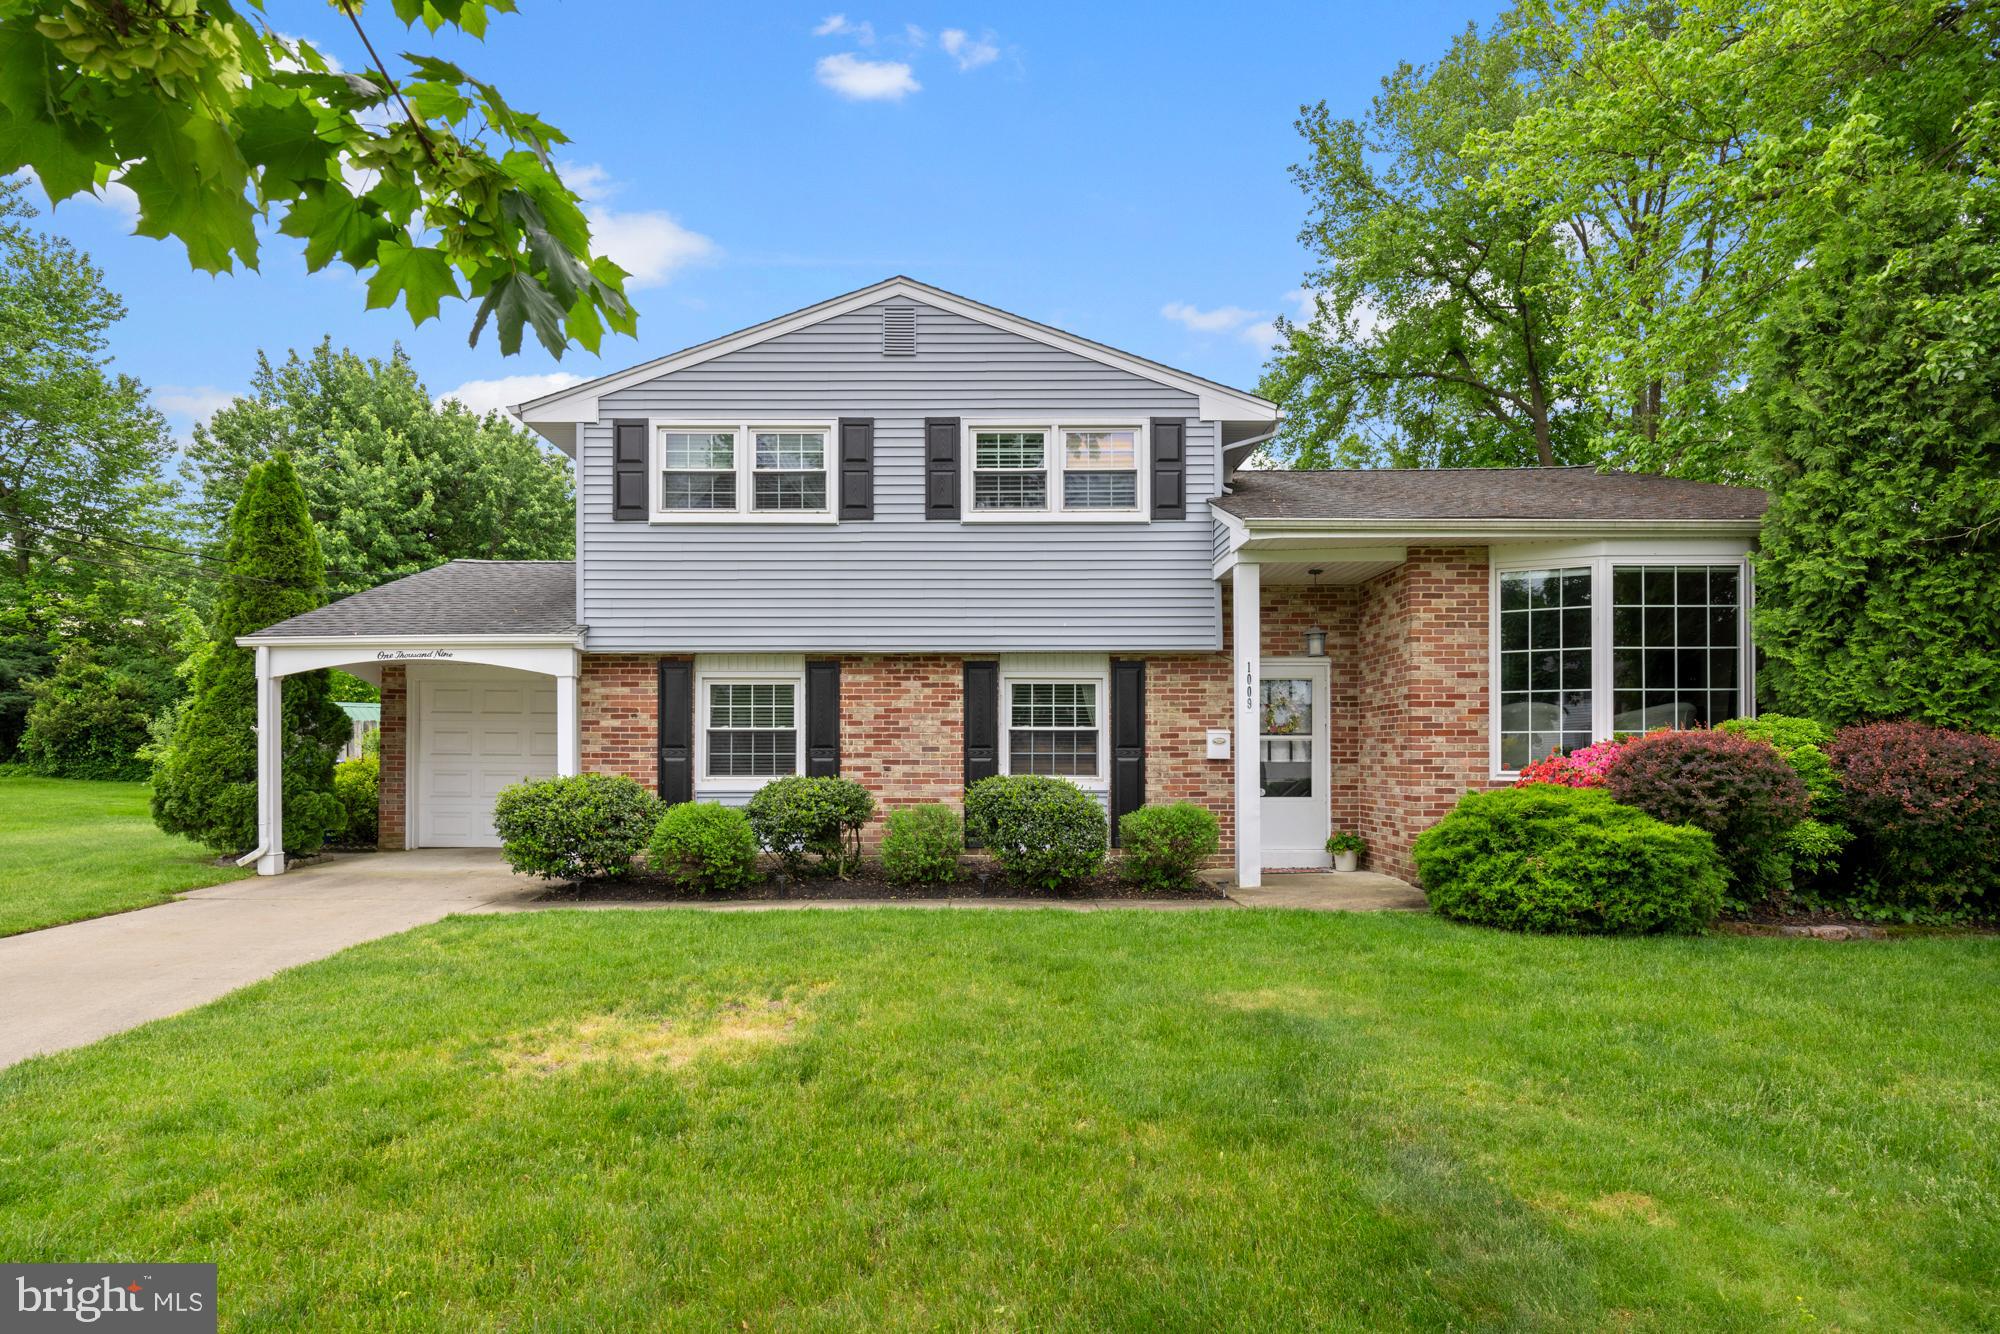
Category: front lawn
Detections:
[
  {"x1": 0, "y1": 775, "x2": 247, "y2": 936},
  {"x1": 0, "y1": 910, "x2": 1993, "y2": 1329}
]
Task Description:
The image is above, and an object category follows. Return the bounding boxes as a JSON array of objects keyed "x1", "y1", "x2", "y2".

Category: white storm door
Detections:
[
  {"x1": 417, "y1": 672, "x2": 558, "y2": 847},
  {"x1": 1258, "y1": 659, "x2": 1331, "y2": 869}
]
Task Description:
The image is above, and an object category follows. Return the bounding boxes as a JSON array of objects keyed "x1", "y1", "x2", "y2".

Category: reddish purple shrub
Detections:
[
  {"x1": 1606, "y1": 730, "x2": 1808, "y2": 905},
  {"x1": 1827, "y1": 721, "x2": 2000, "y2": 912}
]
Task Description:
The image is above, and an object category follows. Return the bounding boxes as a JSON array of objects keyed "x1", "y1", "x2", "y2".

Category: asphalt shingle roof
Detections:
[
  {"x1": 1213, "y1": 467, "x2": 1767, "y2": 523},
  {"x1": 248, "y1": 560, "x2": 579, "y2": 639}
]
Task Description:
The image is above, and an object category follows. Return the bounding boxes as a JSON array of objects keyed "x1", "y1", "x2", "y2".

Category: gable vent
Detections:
[{"x1": 882, "y1": 305, "x2": 917, "y2": 356}]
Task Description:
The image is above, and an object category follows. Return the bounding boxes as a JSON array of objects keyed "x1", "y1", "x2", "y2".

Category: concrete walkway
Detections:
[
  {"x1": 1214, "y1": 870, "x2": 1430, "y2": 912},
  {"x1": 0, "y1": 851, "x2": 1425, "y2": 1070}
]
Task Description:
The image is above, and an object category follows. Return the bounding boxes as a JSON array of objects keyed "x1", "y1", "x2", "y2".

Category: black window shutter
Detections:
[
  {"x1": 806, "y1": 659, "x2": 841, "y2": 776},
  {"x1": 925, "y1": 417, "x2": 961, "y2": 519},
  {"x1": 657, "y1": 659, "x2": 692, "y2": 805},
  {"x1": 963, "y1": 660, "x2": 999, "y2": 787},
  {"x1": 1150, "y1": 417, "x2": 1186, "y2": 520},
  {"x1": 837, "y1": 418, "x2": 874, "y2": 520},
  {"x1": 613, "y1": 419, "x2": 649, "y2": 521},
  {"x1": 1110, "y1": 659, "x2": 1146, "y2": 844}
]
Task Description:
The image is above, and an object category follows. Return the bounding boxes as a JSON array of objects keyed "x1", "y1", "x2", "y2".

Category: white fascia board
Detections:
[
  {"x1": 1210, "y1": 506, "x2": 1251, "y2": 578},
  {"x1": 235, "y1": 633, "x2": 585, "y2": 649},
  {"x1": 1234, "y1": 517, "x2": 1763, "y2": 542},
  {"x1": 512, "y1": 277, "x2": 1279, "y2": 427}
]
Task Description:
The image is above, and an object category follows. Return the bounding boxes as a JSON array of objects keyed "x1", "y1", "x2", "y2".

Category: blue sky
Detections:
[{"x1": 35, "y1": 1, "x2": 1499, "y2": 436}]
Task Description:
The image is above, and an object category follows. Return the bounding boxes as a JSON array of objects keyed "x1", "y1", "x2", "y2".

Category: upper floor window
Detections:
[
  {"x1": 966, "y1": 421, "x2": 1147, "y2": 520},
  {"x1": 654, "y1": 423, "x2": 832, "y2": 522},
  {"x1": 1491, "y1": 555, "x2": 1750, "y2": 776}
]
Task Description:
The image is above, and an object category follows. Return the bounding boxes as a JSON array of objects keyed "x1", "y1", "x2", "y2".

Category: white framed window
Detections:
[
  {"x1": 963, "y1": 420, "x2": 1148, "y2": 521},
  {"x1": 697, "y1": 673, "x2": 804, "y2": 787},
  {"x1": 996, "y1": 656, "x2": 1111, "y2": 786},
  {"x1": 1488, "y1": 547, "x2": 1754, "y2": 778},
  {"x1": 660, "y1": 429, "x2": 737, "y2": 512},
  {"x1": 650, "y1": 421, "x2": 834, "y2": 523}
]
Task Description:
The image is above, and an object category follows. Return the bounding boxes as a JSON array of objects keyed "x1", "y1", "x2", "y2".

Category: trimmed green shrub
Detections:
[
  {"x1": 491, "y1": 773, "x2": 659, "y2": 881},
  {"x1": 1718, "y1": 715, "x2": 1850, "y2": 896},
  {"x1": 880, "y1": 804, "x2": 964, "y2": 886},
  {"x1": 17, "y1": 651, "x2": 157, "y2": 781},
  {"x1": 331, "y1": 754, "x2": 379, "y2": 847},
  {"x1": 1828, "y1": 721, "x2": 2000, "y2": 917},
  {"x1": 1414, "y1": 786, "x2": 1725, "y2": 935},
  {"x1": 650, "y1": 801, "x2": 760, "y2": 893},
  {"x1": 1718, "y1": 715, "x2": 1841, "y2": 811},
  {"x1": 1118, "y1": 802, "x2": 1220, "y2": 890},
  {"x1": 964, "y1": 774, "x2": 1107, "y2": 892},
  {"x1": 745, "y1": 775, "x2": 875, "y2": 877},
  {"x1": 1606, "y1": 729, "x2": 1808, "y2": 909},
  {"x1": 151, "y1": 453, "x2": 349, "y2": 855}
]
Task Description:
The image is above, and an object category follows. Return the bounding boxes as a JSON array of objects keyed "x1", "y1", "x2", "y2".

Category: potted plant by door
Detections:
[{"x1": 1326, "y1": 832, "x2": 1367, "y2": 873}]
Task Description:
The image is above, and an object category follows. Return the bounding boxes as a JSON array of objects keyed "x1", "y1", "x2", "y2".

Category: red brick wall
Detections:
[
  {"x1": 1145, "y1": 653, "x2": 1235, "y2": 855},
  {"x1": 378, "y1": 665, "x2": 406, "y2": 849},
  {"x1": 836, "y1": 655, "x2": 964, "y2": 844},
  {"x1": 580, "y1": 654, "x2": 670, "y2": 793},
  {"x1": 1352, "y1": 547, "x2": 1500, "y2": 880}
]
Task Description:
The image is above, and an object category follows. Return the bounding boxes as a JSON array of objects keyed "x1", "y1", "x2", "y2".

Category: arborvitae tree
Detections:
[
  {"x1": 152, "y1": 454, "x2": 350, "y2": 855},
  {"x1": 1748, "y1": 181, "x2": 2000, "y2": 732}
]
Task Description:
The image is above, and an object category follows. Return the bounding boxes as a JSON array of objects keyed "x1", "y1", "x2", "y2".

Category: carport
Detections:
[{"x1": 235, "y1": 560, "x2": 582, "y2": 875}]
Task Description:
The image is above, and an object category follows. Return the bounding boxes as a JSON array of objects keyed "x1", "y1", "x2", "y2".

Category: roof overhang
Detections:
[
  {"x1": 513, "y1": 277, "x2": 1279, "y2": 450},
  {"x1": 1211, "y1": 514, "x2": 1763, "y2": 579},
  {"x1": 235, "y1": 632, "x2": 586, "y2": 683}
]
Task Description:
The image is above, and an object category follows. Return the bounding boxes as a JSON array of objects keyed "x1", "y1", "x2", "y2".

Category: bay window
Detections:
[{"x1": 1491, "y1": 555, "x2": 1750, "y2": 775}]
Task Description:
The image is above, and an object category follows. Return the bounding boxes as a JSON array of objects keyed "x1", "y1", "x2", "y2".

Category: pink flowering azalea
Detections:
[{"x1": 1515, "y1": 739, "x2": 1627, "y2": 788}]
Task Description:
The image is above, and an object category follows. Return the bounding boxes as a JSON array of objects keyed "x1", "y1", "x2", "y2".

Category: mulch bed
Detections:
[{"x1": 536, "y1": 866, "x2": 1229, "y2": 905}]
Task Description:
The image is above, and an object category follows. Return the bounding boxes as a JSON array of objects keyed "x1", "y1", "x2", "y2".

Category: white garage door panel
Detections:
[{"x1": 417, "y1": 669, "x2": 559, "y2": 848}]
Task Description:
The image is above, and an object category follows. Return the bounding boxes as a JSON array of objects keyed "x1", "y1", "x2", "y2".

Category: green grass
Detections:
[
  {"x1": 0, "y1": 911, "x2": 1994, "y2": 1330},
  {"x1": 0, "y1": 775, "x2": 247, "y2": 936}
]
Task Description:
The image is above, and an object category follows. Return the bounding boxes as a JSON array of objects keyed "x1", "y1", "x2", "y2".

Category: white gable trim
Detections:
[{"x1": 513, "y1": 277, "x2": 1279, "y2": 435}]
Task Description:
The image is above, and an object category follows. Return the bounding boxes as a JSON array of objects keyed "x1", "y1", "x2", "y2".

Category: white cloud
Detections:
[
  {"x1": 816, "y1": 52, "x2": 920, "y2": 101},
  {"x1": 437, "y1": 372, "x2": 585, "y2": 419},
  {"x1": 154, "y1": 385, "x2": 237, "y2": 425},
  {"x1": 1162, "y1": 301, "x2": 1266, "y2": 335},
  {"x1": 939, "y1": 28, "x2": 1000, "y2": 71},
  {"x1": 587, "y1": 206, "x2": 717, "y2": 288},
  {"x1": 904, "y1": 23, "x2": 928, "y2": 46},
  {"x1": 814, "y1": 14, "x2": 875, "y2": 42},
  {"x1": 558, "y1": 161, "x2": 616, "y2": 203}
]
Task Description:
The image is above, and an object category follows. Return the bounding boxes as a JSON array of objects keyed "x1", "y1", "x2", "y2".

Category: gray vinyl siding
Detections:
[
  {"x1": 1212, "y1": 518, "x2": 1232, "y2": 565},
  {"x1": 579, "y1": 298, "x2": 1222, "y2": 652}
]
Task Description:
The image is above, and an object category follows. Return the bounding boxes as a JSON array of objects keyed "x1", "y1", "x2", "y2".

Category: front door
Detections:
[{"x1": 1258, "y1": 658, "x2": 1331, "y2": 869}]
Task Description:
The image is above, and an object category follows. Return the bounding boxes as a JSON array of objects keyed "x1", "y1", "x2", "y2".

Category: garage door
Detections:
[{"x1": 417, "y1": 671, "x2": 558, "y2": 847}]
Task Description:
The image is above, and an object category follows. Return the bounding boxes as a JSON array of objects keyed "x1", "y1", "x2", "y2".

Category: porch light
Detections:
[{"x1": 1304, "y1": 568, "x2": 1327, "y2": 657}]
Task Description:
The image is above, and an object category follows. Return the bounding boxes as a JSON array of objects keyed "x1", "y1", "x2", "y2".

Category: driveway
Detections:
[{"x1": 0, "y1": 849, "x2": 539, "y2": 1070}]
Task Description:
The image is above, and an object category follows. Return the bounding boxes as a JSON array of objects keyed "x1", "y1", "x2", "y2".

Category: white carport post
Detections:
[
  {"x1": 253, "y1": 645, "x2": 285, "y2": 876},
  {"x1": 1232, "y1": 560, "x2": 1261, "y2": 889},
  {"x1": 556, "y1": 662, "x2": 580, "y2": 777}
]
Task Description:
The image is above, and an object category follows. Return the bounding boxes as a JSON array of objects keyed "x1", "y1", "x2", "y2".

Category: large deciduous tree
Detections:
[
  {"x1": 1261, "y1": 25, "x2": 1593, "y2": 469},
  {"x1": 1475, "y1": 0, "x2": 1998, "y2": 478},
  {"x1": 182, "y1": 341, "x2": 573, "y2": 601},
  {"x1": 0, "y1": 0, "x2": 633, "y2": 358},
  {"x1": 0, "y1": 177, "x2": 189, "y2": 757},
  {"x1": 153, "y1": 453, "x2": 349, "y2": 856}
]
